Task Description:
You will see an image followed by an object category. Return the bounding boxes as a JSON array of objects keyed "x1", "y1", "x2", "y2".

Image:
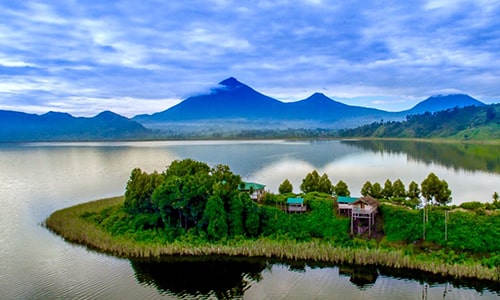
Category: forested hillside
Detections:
[{"x1": 338, "y1": 104, "x2": 500, "y2": 140}]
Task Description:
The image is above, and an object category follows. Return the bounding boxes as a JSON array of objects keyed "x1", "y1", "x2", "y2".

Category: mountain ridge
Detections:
[
  {"x1": 134, "y1": 77, "x2": 484, "y2": 130},
  {"x1": 0, "y1": 110, "x2": 151, "y2": 142},
  {"x1": 0, "y1": 77, "x2": 490, "y2": 141}
]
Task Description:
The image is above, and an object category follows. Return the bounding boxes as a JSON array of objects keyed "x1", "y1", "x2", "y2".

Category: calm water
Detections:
[{"x1": 0, "y1": 140, "x2": 498, "y2": 299}]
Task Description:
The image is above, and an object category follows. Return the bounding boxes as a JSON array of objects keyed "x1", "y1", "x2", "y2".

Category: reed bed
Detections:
[{"x1": 45, "y1": 197, "x2": 499, "y2": 282}]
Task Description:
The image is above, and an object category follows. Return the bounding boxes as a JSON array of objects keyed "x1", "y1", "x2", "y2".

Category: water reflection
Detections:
[
  {"x1": 339, "y1": 265, "x2": 378, "y2": 288},
  {"x1": 130, "y1": 256, "x2": 268, "y2": 299},
  {"x1": 342, "y1": 140, "x2": 500, "y2": 174},
  {"x1": 130, "y1": 257, "x2": 500, "y2": 299}
]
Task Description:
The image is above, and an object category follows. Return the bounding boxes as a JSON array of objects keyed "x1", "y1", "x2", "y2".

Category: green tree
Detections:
[
  {"x1": 244, "y1": 198, "x2": 260, "y2": 237},
  {"x1": 318, "y1": 173, "x2": 333, "y2": 194},
  {"x1": 371, "y1": 182, "x2": 382, "y2": 199},
  {"x1": 124, "y1": 168, "x2": 164, "y2": 214},
  {"x1": 300, "y1": 170, "x2": 320, "y2": 193},
  {"x1": 334, "y1": 180, "x2": 350, "y2": 196},
  {"x1": 407, "y1": 181, "x2": 421, "y2": 207},
  {"x1": 421, "y1": 173, "x2": 452, "y2": 206},
  {"x1": 408, "y1": 181, "x2": 420, "y2": 200},
  {"x1": 382, "y1": 179, "x2": 393, "y2": 200},
  {"x1": 279, "y1": 179, "x2": 293, "y2": 194},
  {"x1": 203, "y1": 189, "x2": 228, "y2": 240},
  {"x1": 228, "y1": 193, "x2": 245, "y2": 237},
  {"x1": 392, "y1": 179, "x2": 406, "y2": 199},
  {"x1": 493, "y1": 192, "x2": 500, "y2": 209},
  {"x1": 361, "y1": 181, "x2": 373, "y2": 196}
]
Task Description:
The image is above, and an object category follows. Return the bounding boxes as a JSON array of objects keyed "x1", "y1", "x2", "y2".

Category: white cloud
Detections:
[{"x1": 0, "y1": 1, "x2": 499, "y2": 115}]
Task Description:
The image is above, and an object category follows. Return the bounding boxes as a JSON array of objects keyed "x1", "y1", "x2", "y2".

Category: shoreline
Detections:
[
  {"x1": 45, "y1": 196, "x2": 500, "y2": 283},
  {"x1": 5, "y1": 136, "x2": 500, "y2": 145}
]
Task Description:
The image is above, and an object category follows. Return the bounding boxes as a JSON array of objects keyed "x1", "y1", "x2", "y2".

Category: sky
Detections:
[{"x1": 1, "y1": 0, "x2": 499, "y2": 117}]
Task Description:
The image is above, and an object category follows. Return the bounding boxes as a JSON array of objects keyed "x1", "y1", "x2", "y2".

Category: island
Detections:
[{"x1": 46, "y1": 158, "x2": 500, "y2": 282}]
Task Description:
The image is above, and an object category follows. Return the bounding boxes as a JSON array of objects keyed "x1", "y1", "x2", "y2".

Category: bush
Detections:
[{"x1": 459, "y1": 201, "x2": 484, "y2": 210}]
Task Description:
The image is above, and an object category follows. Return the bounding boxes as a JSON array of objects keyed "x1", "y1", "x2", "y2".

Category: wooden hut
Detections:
[
  {"x1": 286, "y1": 197, "x2": 307, "y2": 213},
  {"x1": 239, "y1": 182, "x2": 266, "y2": 201},
  {"x1": 350, "y1": 196, "x2": 379, "y2": 236}
]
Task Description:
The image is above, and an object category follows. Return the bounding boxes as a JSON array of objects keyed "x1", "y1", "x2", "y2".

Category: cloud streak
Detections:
[{"x1": 1, "y1": 0, "x2": 499, "y2": 116}]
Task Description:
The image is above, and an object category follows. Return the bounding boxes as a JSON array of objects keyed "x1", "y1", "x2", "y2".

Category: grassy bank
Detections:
[{"x1": 45, "y1": 196, "x2": 500, "y2": 282}]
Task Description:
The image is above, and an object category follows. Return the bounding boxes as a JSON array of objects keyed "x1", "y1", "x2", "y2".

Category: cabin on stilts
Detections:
[{"x1": 336, "y1": 196, "x2": 379, "y2": 236}]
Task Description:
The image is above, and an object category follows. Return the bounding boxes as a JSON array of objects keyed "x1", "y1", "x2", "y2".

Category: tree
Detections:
[
  {"x1": 493, "y1": 192, "x2": 500, "y2": 209},
  {"x1": 244, "y1": 198, "x2": 260, "y2": 237},
  {"x1": 124, "y1": 168, "x2": 163, "y2": 214},
  {"x1": 361, "y1": 181, "x2": 373, "y2": 197},
  {"x1": 318, "y1": 173, "x2": 333, "y2": 194},
  {"x1": 382, "y1": 179, "x2": 393, "y2": 199},
  {"x1": 279, "y1": 179, "x2": 293, "y2": 194},
  {"x1": 203, "y1": 187, "x2": 228, "y2": 240},
  {"x1": 421, "y1": 173, "x2": 452, "y2": 206},
  {"x1": 392, "y1": 179, "x2": 406, "y2": 199},
  {"x1": 334, "y1": 180, "x2": 350, "y2": 196},
  {"x1": 300, "y1": 170, "x2": 320, "y2": 193},
  {"x1": 407, "y1": 181, "x2": 420, "y2": 200},
  {"x1": 228, "y1": 194, "x2": 245, "y2": 237},
  {"x1": 371, "y1": 182, "x2": 382, "y2": 199}
]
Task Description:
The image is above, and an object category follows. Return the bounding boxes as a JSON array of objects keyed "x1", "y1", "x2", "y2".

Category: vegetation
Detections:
[
  {"x1": 45, "y1": 159, "x2": 500, "y2": 282},
  {"x1": 339, "y1": 103, "x2": 500, "y2": 140},
  {"x1": 278, "y1": 179, "x2": 293, "y2": 194}
]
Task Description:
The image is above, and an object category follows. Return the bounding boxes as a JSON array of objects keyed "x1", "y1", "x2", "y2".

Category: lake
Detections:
[{"x1": 0, "y1": 140, "x2": 499, "y2": 299}]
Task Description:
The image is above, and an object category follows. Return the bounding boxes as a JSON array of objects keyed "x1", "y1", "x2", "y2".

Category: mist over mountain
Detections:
[
  {"x1": 134, "y1": 77, "x2": 484, "y2": 131},
  {"x1": 134, "y1": 77, "x2": 393, "y2": 130},
  {"x1": 1, "y1": 77, "x2": 489, "y2": 141}
]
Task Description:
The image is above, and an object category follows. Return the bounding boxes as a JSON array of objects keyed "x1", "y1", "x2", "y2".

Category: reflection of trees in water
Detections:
[
  {"x1": 339, "y1": 265, "x2": 379, "y2": 288},
  {"x1": 342, "y1": 140, "x2": 500, "y2": 174},
  {"x1": 130, "y1": 256, "x2": 268, "y2": 299},
  {"x1": 130, "y1": 256, "x2": 500, "y2": 298}
]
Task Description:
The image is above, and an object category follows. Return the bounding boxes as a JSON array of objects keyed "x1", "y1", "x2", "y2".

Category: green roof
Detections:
[
  {"x1": 337, "y1": 196, "x2": 359, "y2": 204},
  {"x1": 239, "y1": 182, "x2": 266, "y2": 191},
  {"x1": 287, "y1": 197, "x2": 304, "y2": 204}
]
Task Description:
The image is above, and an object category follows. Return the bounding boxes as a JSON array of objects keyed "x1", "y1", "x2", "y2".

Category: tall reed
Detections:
[{"x1": 45, "y1": 197, "x2": 499, "y2": 282}]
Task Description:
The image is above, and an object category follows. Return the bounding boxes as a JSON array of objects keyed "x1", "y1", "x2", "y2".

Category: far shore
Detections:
[
  {"x1": 45, "y1": 196, "x2": 500, "y2": 282},
  {"x1": 7, "y1": 136, "x2": 500, "y2": 145}
]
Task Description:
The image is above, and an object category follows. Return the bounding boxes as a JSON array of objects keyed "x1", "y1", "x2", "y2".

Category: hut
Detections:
[
  {"x1": 286, "y1": 197, "x2": 307, "y2": 213},
  {"x1": 350, "y1": 196, "x2": 379, "y2": 236},
  {"x1": 337, "y1": 196, "x2": 359, "y2": 216},
  {"x1": 239, "y1": 182, "x2": 266, "y2": 201}
]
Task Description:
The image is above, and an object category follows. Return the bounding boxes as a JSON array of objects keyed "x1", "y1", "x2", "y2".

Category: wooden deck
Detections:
[{"x1": 287, "y1": 205, "x2": 307, "y2": 213}]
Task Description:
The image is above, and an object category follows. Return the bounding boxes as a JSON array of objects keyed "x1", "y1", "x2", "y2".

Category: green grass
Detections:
[{"x1": 45, "y1": 196, "x2": 500, "y2": 282}]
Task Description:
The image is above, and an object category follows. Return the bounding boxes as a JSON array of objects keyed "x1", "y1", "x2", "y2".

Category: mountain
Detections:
[
  {"x1": 285, "y1": 92, "x2": 388, "y2": 120},
  {"x1": 134, "y1": 77, "x2": 392, "y2": 130},
  {"x1": 338, "y1": 103, "x2": 500, "y2": 140},
  {"x1": 0, "y1": 110, "x2": 151, "y2": 142},
  {"x1": 403, "y1": 94, "x2": 485, "y2": 115},
  {"x1": 134, "y1": 77, "x2": 284, "y2": 122}
]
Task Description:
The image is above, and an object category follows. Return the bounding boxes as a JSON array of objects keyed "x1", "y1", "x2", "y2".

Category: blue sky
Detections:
[{"x1": 1, "y1": 1, "x2": 499, "y2": 117}]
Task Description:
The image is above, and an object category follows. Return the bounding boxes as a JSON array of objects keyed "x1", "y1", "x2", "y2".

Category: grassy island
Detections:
[{"x1": 46, "y1": 159, "x2": 500, "y2": 283}]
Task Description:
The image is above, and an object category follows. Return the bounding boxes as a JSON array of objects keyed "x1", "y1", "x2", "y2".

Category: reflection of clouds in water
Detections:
[
  {"x1": 248, "y1": 159, "x2": 315, "y2": 193},
  {"x1": 246, "y1": 151, "x2": 499, "y2": 204}
]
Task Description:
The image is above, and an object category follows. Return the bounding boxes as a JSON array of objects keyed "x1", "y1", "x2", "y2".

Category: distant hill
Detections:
[
  {"x1": 134, "y1": 78, "x2": 488, "y2": 133},
  {"x1": 133, "y1": 77, "x2": 392, "y2": 130},
  {"x1": 1, "y1": 77, "x2": 493, "y2": 141},
  {"x1": 338, "y1": 104, "x2": 500, "y2": 140},
  {"x1": 402, "y1": 94, "x2": 485, "y2": 115},
  {"x1": 0, "y1": 110, "x2": 152, "y2": 142}
]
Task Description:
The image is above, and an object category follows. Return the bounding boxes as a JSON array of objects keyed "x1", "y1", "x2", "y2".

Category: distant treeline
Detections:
[{"x1": 338, "y1": 104, "x2": 500, "y2": 140}]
